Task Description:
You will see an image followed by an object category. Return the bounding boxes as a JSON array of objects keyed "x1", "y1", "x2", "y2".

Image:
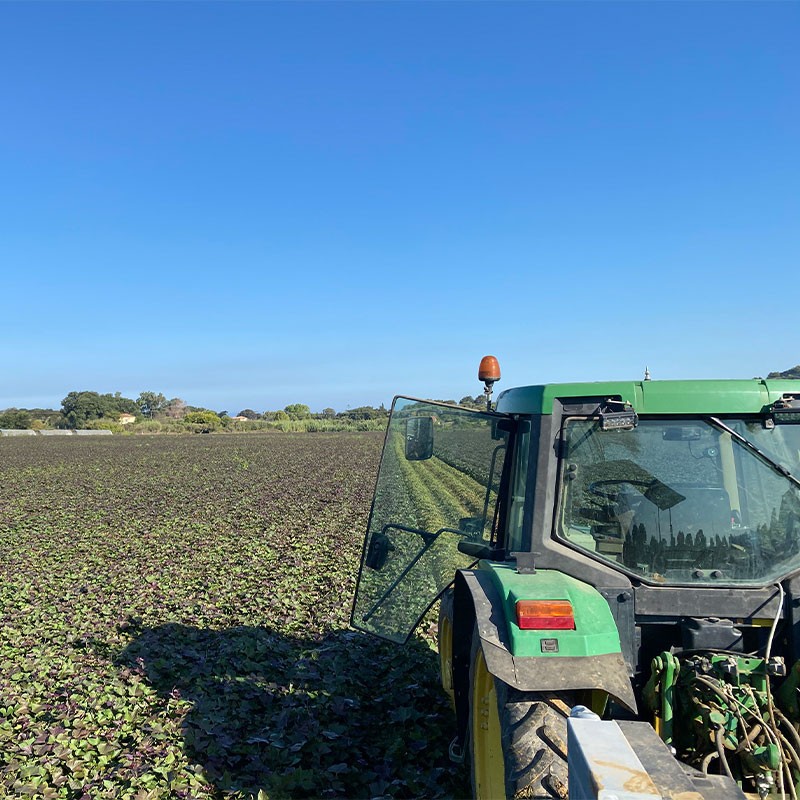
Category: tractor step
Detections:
[{"x1": 568, "y1": 709, "x2": 746, "y2": 799}]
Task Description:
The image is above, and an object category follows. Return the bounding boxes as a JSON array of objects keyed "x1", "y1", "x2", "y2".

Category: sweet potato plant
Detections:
[{"x1": 0, "y1": 434, "x2": 468, "y2": 799}]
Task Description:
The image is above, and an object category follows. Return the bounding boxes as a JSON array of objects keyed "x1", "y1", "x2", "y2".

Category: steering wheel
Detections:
[{"x1": 588, "y1": 478, "x2": 652, "y2": 500}]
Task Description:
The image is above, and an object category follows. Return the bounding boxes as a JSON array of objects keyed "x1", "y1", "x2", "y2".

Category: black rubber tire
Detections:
[
  {"x1": 499, "y1": 688, "x2": 570, "y2": 799},
  {"x1": 468, "y1": 629, "x2": 571, "y2": 799}
]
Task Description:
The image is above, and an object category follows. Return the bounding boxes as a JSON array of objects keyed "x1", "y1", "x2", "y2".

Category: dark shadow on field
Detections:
[{"x1": 116, "y1": 622, "x2": 468, "y2": 799}]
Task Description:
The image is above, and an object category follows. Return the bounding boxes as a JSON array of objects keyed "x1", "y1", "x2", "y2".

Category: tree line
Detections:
[
  {"x1": 768, "y1": 366, "x2": 800, "y2": 380},
  {"x1": 4, "y1": 365, "x2": 796, "y2": 433},
  {"x1": 0, "y1": 392, "x2": 190, "y2": 431},
  {"x1": 0, "y1": 389, "x2": 494, "y2": 432},
  {"x1": 0, "y1": 392, "x2": 377, "y2": 431}
]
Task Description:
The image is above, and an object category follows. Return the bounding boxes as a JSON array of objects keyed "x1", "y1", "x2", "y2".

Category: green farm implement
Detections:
[{"x1": 352, "y1": 358, "x2": 800, "y2": 798}]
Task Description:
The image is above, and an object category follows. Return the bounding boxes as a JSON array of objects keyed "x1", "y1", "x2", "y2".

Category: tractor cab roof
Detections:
[{"x1": 495, "y1": 379, "x2": 800, "y2": 416}]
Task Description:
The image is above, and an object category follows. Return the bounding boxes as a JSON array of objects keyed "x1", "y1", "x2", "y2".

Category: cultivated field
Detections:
[{"x1": 0, "y1": 434, "x2": 468, "y2": 799}]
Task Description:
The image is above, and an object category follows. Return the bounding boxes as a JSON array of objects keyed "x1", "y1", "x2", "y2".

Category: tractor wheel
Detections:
[
  {"x1": 438, "y1": 589, "x2": 455, "y2": 709},
  {"x1": 468, "y1": 630, "x2": 571, "y2": 799}
]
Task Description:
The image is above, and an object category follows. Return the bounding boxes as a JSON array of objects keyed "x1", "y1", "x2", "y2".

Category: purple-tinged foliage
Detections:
[{"x1": 0, "y1": 434, "x2": 467, "y2": 799}]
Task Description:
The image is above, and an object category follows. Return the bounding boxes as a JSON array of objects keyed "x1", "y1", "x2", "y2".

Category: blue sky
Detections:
[{"x1": 2, "y1": 1, "x2": 797, "y2": 414}]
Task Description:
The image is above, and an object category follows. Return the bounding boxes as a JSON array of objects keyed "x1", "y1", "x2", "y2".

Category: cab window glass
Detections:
[
  {"x1": 352, "y1": 398, "x2": 507, "y2": 641},
  {"x1": 558, "y1": 418, "x2": 800, "y2": 585},
  {"x1": 506, "y1": 425, "x2": 530, "y2": 553}
]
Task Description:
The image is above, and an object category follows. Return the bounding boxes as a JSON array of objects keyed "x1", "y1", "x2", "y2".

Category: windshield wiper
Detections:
[{"x1": 709, "y1": 417, "x2": 800, "y2": 491}]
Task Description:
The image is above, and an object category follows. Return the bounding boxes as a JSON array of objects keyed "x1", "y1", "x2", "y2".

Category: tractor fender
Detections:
[{"x1": 451, "y1": 568, "x2": 637, "y2": 714}]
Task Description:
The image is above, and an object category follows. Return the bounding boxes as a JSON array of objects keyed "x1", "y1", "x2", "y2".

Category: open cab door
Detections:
[{"x1": 351, "y1": 397, "x2": 510, "y2": 643}]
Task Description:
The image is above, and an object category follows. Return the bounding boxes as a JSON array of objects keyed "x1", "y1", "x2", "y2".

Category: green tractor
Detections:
[{"x1": 351, "y1": 358, "x2": 800, "y2": 799}]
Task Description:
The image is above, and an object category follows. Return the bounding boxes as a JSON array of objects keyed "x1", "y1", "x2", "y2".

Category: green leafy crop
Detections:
[{"x1": 0, "y1": 434, "x2": 467, "y2": 799}]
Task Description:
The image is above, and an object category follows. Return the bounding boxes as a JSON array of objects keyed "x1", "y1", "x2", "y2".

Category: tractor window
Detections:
[
  {"x1": 557, "y1": 418, "x2": 800, "y2": 585},
  {"x1": 506, "y1": 423, "x2": 531, "y2": 553},
  {"x1": 732, "y1": 421, "x2": 800, "y2": 477},
  {"x1": 352, "y1": 398, "x2": 508, "y2": 642}
]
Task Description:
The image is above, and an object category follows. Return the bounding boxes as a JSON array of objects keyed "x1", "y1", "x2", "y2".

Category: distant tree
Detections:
[
  {"x1": 61, "y1": 391, "x2": 118, "y2": 428},
  {"x1": 338, "y1": 405, "x2": 389, "y2": 421},
  {"x1": 110, "y1": 392, "x2": 139, "y2": 416},
  {"x1": 237, "y1": 409, "x2": 259, "y2": 420},
  {"x1": 321, "y1": 408, "x2": 336, "y2": 419},
  {"x1": 0, "y1": 409, "x2": 32, "y2": 429},
  {"x1": 25, "y1": 408, "x2": 62, "y2": 429},
  {"x1": 217, "y1": 411, "x2": 229, "y2": 419},
  {"x1": 184, "y1": 411, "x2": 221, "y2": 432},
  {"x1": 137, "y1": 391, "x2": 167, "y2": 419},
  {"x1": 768, "y1": 366, "x2": 800, "y2": 380},
  {"x1": 163, "y1": 398, "x2": 188, "y2": 419},
  {"x1": 273, "y1": 410, "x2": 290, "y2": 421},
  {"x1": 284, "y1": 403, "x2": 311, "y2": 419},
  {"x1": 184, "y1": 411, "x2": 219, "y2": 424},
  {"x1": 459, "y1": 395, "x2": 486, "y2": 410}
]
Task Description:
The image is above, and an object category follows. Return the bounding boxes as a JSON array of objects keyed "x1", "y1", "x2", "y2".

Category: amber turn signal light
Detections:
[{"x1": 516, "y1": 599, "x2": 576, "y2": 630}]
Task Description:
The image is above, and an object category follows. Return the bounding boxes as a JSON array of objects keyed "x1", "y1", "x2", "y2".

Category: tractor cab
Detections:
[{"x1": 351, "y1": 361, "x2": 800, "y2": 799}]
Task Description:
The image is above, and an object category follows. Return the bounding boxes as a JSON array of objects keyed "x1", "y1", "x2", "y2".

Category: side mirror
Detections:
[
  {"x1": 365, "y1": 531, "x2": 394, "y2": 570},
  {"x1": 492, "y1": 417, "x2": 514, "y2": 441},
  {"x1": 405, "y1": 416, "x2": 434, "y2": 460}
]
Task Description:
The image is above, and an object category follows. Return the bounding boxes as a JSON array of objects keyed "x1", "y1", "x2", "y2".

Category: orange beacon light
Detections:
[{"x1": 478, "y1": 355, "x2": 501, "y2": 411}]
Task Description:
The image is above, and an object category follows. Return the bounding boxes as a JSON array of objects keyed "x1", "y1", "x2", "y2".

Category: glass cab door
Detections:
[{"x1": 351, "y1": 397, "x2": 509, "y2": 642}]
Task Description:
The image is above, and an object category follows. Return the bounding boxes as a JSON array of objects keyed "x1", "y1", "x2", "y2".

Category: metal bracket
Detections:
[{"x1": 514, "y1": 551, "x2": 536, "y2": 574}]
